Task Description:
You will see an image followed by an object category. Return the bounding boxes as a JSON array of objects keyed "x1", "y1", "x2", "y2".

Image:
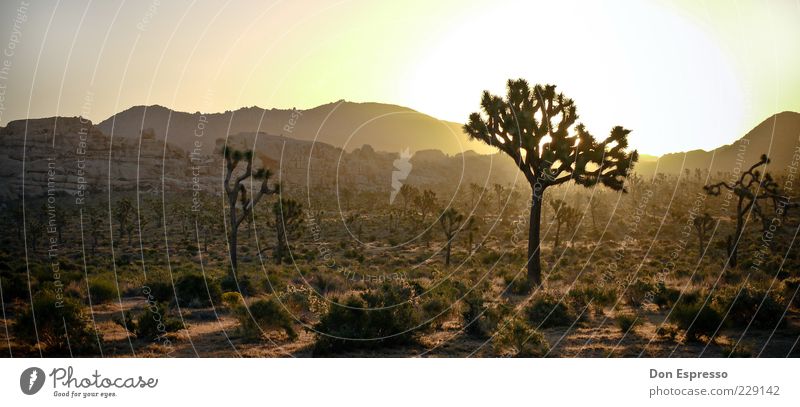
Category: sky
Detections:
[{"x1": 0, "y1": 0, "x2": 798, "y2": 155}]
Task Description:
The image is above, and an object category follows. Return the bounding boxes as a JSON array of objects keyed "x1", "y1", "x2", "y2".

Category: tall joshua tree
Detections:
[
  {"x1": 439, "y1": 207, "x2": 465, "y2": 267},
  {"x1": 223, "y1": 147, "x2": 279, "y2": 276},
  {"x1": 704, "y1": 154, "x2": 785, "y2": 268},
  {"x1": 464, "y1": 79, "x2": 638, "y2": 287}
]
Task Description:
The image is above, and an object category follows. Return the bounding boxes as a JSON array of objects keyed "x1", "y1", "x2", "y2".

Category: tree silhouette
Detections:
[
  {"x1": 704, "y1": 154, "x2": 785, "y2": 268},
  {"x1": 439, "y1": 207, "x2": 465, "y2": 267},
  {"x1": 413, "y1": 189, "x2": 437, "y2": 224},
  {"x1": 549, "y1": 199, "x2": 579, "y2": 251},
  {"x1": 692, "y1": 212, "x2": 714, "y2": 260},
  {"x1": 223, "y1": 147, "x2": 279, "y2": 276},
  {"x1": 464, "y1": 79, "x2": 638, "y2": 287},
  {"x1": 114, "y1": 198, "x2": 133, "y2": 245},
  {"x1": 272, "y1": 198, "x2": 304, "y2": 264}
]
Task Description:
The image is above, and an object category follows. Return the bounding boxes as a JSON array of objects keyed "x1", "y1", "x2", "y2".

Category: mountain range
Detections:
[{"x1": 0, "y1": 102, "x2": 798, "y2": 200}]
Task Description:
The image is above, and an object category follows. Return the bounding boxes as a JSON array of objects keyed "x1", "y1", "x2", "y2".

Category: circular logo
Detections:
[{"x1": 19, "y1": 367, "x2": 45, "y2": 395}]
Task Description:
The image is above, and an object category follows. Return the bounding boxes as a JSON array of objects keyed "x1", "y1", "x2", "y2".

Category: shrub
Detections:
[
  {"x1": 625, "y1": 279, "x2": 656, "y2": 308},
  {"x1": 419, "y1": 279, "x2": 464, "y2": 329},
  {"x1": 721, "y1": 344, "x2": 752, "y2": 358},
  {"x1": 88, "y1": 278, "x2": 118, "y2": 304},
  {"x1": 233, "y1": 297, "x2": 297, "y2": 341},
  {"x1": 221, "y1": 274, "x2": 256, "y2": 297},
  {"x1": 309, "y1": 272, "x2": 344, "y2": 295},
  {"x1": 0, "y1": 272, "x2": 33, "y2": 301},
  {"x1": 313, "y1": 283, "x2": 420, "y2": 354},
  {"x1": 13, "y1": 290, "x2": 101, "y2": 355},
  {"x1": 115, "y1": 302, "x2": 182, "y2": 342},
  {"x1": 174, "y1": 274, "x2": 221, "y2": 308},
  {"x1": 462, "y1": 290, "x2": 508, "y2": 338},
  {"x1": 669, "y1": 295, "x2": 723, "y2": 342},
  {"x1": 222, "y1": 292, "x2": 244, "y2": 309},
  {"x1": 784, "y1": 278, "x2": 800, "y2": 309},
  {"x1": 651, "y1": 282, "x2": 680, "y2": 309},
  {"x1": 525, "y1": 293, "x2": 575, "y2": 328},
  {"x1": 501, "y1": 271, "x2": 529, "y2": 295},
  {"x1": 656, "y1": 324, "x2": 679, "y2": 341},
  {"x1": 715, "y1": 286, "x2": 787, "y2": 329},
  {"x1": 492, "y1": 317, "x2": 549, "y2": 357},
  {"x1": 566, "y1": 286, "x2": 617, "y2": 318},
  {"x1": 616, "y1": 313, "x2": 641, "y2": 334},
  {"x1": 144, "y1": 280, "x2": 175, "y2": 303}
]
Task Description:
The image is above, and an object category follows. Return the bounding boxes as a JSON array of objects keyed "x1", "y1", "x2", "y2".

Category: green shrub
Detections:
[
  {"x1": 492, "y1": 316, "x2": 549, "y2": 357},
  {"x1": 233, "y1": 297, "x2": 297, "y2": 341},
  {"x1": 144, "y1": 280, "x2": 174, "y2": 303},
  {"x1": 616, "y1": 313, "x2": 641, "y2": 334},
  {"x1": 784, "y1": 278, "x2": 800, "y2": 309},
  {"x1": 715, "y1": 286, "x2": 787, "y2": 329},
  {"x1": 0, "y1": 272, "x2": 33, "y2": 301},
  {"x1": 669, "y1": 295, "x2": 723, "y2": 342},
  {"x1": 175, "y1": 274, "x2": 221, "y2": 308},
  {"x1": 88, "y1": 278, "x2": 117, "y2": 304},
  {"x1": 221, "y1": 274, "x2": 256, "y2": 297},
  {"x1": 313, "y1": 283, "x2": 420, "y2": 354},
  {"x1": 656, "y1": 324, "x2": 679, "y2": 341},
  {"x1": 652, "y1": 282, "x2": 680, "y2": 309},
  {"x1": 566, "y1": 286, "x2": 617, "y2": 317},
  {"x1": 13, "y1": 290, "x2": 101, "y2": 355},
  {"x1": 625, "y1": 279, "x2": 655, "y2": 308},
  {"x1": 222, "y1": 291, "x2": 243, "y2": 309},
  {"x1": 462, "y1": 290, "x2": 508, "y2": 338},
  {"x1": 525, "y1": 293, "x2": 575, "y2": 328},
  {"x1": 419, "y1": 279, "x2": 464, "y2": 329},
  {"x1": 115, "y1": 302, "x2": 182, "y2": 342}
]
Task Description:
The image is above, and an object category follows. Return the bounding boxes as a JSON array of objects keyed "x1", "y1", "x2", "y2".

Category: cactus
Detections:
[{"x1": 464, "y1": 79, "x2": 638, "y2": 287}]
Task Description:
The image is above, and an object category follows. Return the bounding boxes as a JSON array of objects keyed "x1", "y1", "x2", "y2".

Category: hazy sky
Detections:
[{"x1": 0, "y1": 0, "x2": 798, "y2": 155}]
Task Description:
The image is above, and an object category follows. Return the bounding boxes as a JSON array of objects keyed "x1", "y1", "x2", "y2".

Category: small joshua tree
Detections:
[
  {"x1": 464, "y1": 79, "x2": 638, "y2": 287},
  {"x1": 549, "y1": 199, "x2": 579, "y2": 251},
  {"x1": 692, "y1": 212, "x2": 714, "y2": 260},
  {"x1": 439, "y1": 207, "x2": 465, "y2": 267},
  {"x1": 414, "y1": 189, "x2": 437, "y2": 224},
  {"x1": 223, "y1": 147, "x2": 279, "y2": 277},
  {"x1": 704, "y1": 154, "x2": 785, "y2": 268},
  {"x1": 272, "y1": 198, "x2": 304, "y2": 264},
  {"x1": 114, "y1": 198, "x2": 133, "y2": 245}
]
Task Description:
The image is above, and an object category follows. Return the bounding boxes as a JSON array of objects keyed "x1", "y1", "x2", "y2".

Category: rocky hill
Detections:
[
  {"x1": 97, "y1": 101, "x2": 491, "y2": 156},
  {"x1": 635, "y1": 111, "x2": 800, "y2": 176}
]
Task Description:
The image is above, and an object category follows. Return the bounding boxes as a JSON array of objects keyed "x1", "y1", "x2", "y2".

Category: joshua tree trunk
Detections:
[
  {"x1": 527, "y1": 192, "x2": 543, "y2": 287},
  {"x1": 228, "y1": 203, "x2": 239, "y2": 274},
  {"x1": 445, "y1": 239, "x2": 452, "y2": 267},
  {"x1": 554, "y1": 221, "x2": 561, "y2": 252}
]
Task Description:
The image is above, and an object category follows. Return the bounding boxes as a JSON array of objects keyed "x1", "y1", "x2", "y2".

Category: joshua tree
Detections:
[
  {"x1": 464, "y1": 215, "x2": 479, "y2": 255},
  {"x1": 704, "y1": 154, "x2": 785, "y2": 268},
  {"x1": 85, "y1": 206, "x2": 103, "y2": 256},
  {"x1": 272, "y1": 198, "x2": 304, "y2": 264},
  {"x1": 114, "y1": 198, "x2": 134, "y2": 245},
  {"x1": 413, "y1": 189, "x2": 437, "y2": 224},
  {"x1": 223, "y1": 147, "x2": 279, "y2": 277},
  {"x1": 439, "y1": 207, "x2": 465, "y2": 266},
  {"x1": 397, "y1": 184, "x2": 419, "y2": 219},
  {"x1": 549, "y1": 199, "x2": 579, "y2": 251},
  {"x1": 692, "y1": 212, "x2": 714, "y2": 260},
  {"x1": 464, "y1": 79, "x2": 638, "y2": 287}
]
